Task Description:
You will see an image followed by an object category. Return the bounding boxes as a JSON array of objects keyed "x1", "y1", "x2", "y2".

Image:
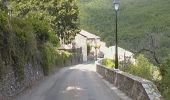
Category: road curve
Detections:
[{"x1": 15, "y1": 62, "x2": 124, "y2": 100}]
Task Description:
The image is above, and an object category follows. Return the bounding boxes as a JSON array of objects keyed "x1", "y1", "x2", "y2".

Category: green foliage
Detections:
[
  {"x1": 0, "y1": 10, "x2": 38, "y2": 81},
  {"x1": 102, "y1": 58, "x2": 115, "y2": 69},
  {"x1": 1, "y1": 0, "x2": 79, "y2": 80},
  {"x1": 78, "y1": 0, "x2": 170, "y2": 63},
  {"x1": 0, "y1": 1, "x2": 2, "y2": 9},
  {"x1": 0, "y1": 11, "x2": 11, "y2": 79},
  {"x1": 30, "y1": 19, "x2": 50, "y2": 43},
  {"x1": 40, "y1": 43, "x2": 71, "y2": 76},
  {"x1": 0, "y1": 10, "x2": 7, "y2": 31},
  {"x1": 158, "y1": 59, "x2": 170, "y2": 100},
  {"x1": 121, "y1": 54, "x2": 153, "y2": 80},
  {"x1": 12, "y1": 18, "x2": 37, "y2": 58},
  {"x1": 41, "y1": 42, "x2": 58, "y2": 75},
  {"x1": 11, "y1": 0, "x2": 55, "y2": 23},
  {"x1": 49, "y1": 31, "x2": 59, "y2": 47},
  {"x1": 121, "y1": 54, "x2": 170, "y2": 99},
  {"x1": 60, "y1": 51, "x2": 72, "y2": 66},
  {"x1": 51, "y1": 50, "x2": 72, "y2": 67},
  {"x1": 78, "y1": 1, "x2": 170, "y2": 98},
  {"x1": 11, "y1": 0, "x2": 80, "y2": 44},
  {"x1": 54, "y1": 0, "x2": 80, "y2": 44},
  {"x1": 1, "y1": 0, "x2": 79, "y2": 82},
  {"x1": 12, "y1": 18, "x2": 38, "y2": 80},
  {"x1": 22, "y1": 17, "x2": 59, "y2": 47}
]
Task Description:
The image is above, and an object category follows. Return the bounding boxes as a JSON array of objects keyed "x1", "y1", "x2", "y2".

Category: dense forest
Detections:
[
  {"x1": 78, "y1": 0, "x2": 170, "y2": 64},
  {"x1": 78, "y1": 0, "x2": 170, "y2": 99}
]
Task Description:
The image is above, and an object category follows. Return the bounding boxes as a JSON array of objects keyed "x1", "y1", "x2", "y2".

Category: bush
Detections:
[
  {"x1": 60, "y1": 51, "x2": 72, "y2": 67},
  {"x1": 27, "y1": 17, "x2": 59, "y2": 47},
  {"x1": 120, "y1": 54, "x2": 170, "y2": 99},
  {"x1": 41, "y1": 42, "x2": 58, "y2": 75},
  {"x1": 0, "y1": 11, "x2": 38, "y2": 81},
  {"x1": 49, "y1": 31, "x2": 59, "y2": 47},
  {"x1": 121, "y1": 54, "x2": 153, "y2": 80},
  {"x1": 12, "y1": 18, "x2": 37, "y2": 59},
  {"x1": 30, "y1": 18, "x2": 50, "y2": 43},
  {"x1": 12, "y1": 18, "x2": 38, "y2": 81},
  {"x1": 158, "y1": 59, "x2": 170, "y2": 100},
  {"x1": 102, "y1": 58, "x2": 115, "y2": 69}
]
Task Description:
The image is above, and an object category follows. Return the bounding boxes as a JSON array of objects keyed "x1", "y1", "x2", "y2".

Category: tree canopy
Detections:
[
  {"x1": 0, "y1": 0, "x2": 80, "y2": 79},
  {"x1": 11, "y1": 0, "x2": 80, "y2": 44}
]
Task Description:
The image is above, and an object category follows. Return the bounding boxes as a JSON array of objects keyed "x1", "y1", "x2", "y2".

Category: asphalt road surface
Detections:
[{"x1": 15, "y1": 62, "x2": 129, "y2": 100}]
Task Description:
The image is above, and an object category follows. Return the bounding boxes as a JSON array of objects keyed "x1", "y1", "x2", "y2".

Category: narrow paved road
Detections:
[{"x1": 15, "y1": 62, "x2": 127, "y2": 100}]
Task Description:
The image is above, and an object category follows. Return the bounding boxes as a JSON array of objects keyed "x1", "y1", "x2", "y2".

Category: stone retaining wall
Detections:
[
  {"x1": 64, "y1": 53, "x2": 83, "y2": 67},
  {"x1": 96, "y1": 60, "x2": 162, "y2": 100},
  {"x1": 0, "y1": 52, "x2": 83, "y2": 100},
  {"x1": 0, "y1": 62, "x2": 44, "y2": 100}
]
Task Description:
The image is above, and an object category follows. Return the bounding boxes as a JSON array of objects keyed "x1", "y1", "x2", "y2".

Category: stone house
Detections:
[{"x1": 75, "y1": 30, "x2": 101, "y2": 61}]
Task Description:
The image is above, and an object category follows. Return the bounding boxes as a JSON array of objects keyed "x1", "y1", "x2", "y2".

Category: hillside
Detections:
[
  {"x1": 77, "y1": 0, "x2": 170, "y2": 99},
  {"x1": 77, "y1": 0, "x2": 170, "y2": 62}
]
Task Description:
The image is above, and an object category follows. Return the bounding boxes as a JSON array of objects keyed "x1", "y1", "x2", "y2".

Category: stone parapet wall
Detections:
[{"x1": 96, "y1": 59, "x2": 162, "y2": 100}]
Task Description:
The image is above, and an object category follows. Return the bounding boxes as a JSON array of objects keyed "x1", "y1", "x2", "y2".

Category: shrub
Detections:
[
  {"x1": 121, "y1": 54, "x2": 153, "y2": 80},
  {"x1": 27, "y1": 17, "x2": 59, "y2": 47},
  {"x1": 158, "y1": 59, "x2": 170, "y2": 100},
  {"x1": 0, "y1": 11, "x2": 38, "y2": 81},
  {"x1": 60, "y1": 51, "x2": 72, "y2": 66},
  {"x1": 102, "y1": 58, "x2": 115, "y2": 69},
  {"x1": 49, "y1": 31, "x2": 59, "y2": 47},
  {"x1": 12, "y1": 18, "x2": 38, "y2": 81},
  {"x1": 24, "y1": 17, "x2": 51, "y2": 44},
  {"x1": 41, "y1": 42, "x2": 58, "y2": 75}
]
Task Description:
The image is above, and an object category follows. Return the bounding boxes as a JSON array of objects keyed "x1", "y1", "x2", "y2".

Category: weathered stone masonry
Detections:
[
  {"x1": 96, "y1": 60, "x2": 162, "y2": 100},
  {"x1": 0, "y1": 62, "x2": 44, "y2": 100},
  {"x1": 0, "y1": 52, "x2": 83, "y2": 100}
]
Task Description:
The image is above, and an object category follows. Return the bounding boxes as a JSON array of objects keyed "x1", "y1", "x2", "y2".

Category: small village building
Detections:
[
  {"x1": 75, "y1": 30, "x2": 135, "y2": 64},
  {"x1": 75, "y1": 30, "x2": 101, "y2": 61}
]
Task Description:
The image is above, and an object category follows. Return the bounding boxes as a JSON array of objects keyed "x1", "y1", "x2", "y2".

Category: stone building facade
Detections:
[{"x1": 75, "y1": 30, "x2": 101, "y2": 61}]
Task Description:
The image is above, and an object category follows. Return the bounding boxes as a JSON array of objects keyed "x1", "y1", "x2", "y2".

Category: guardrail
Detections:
[{"x1": 95, "y1": 59, "x2": 162, "y2": 100}]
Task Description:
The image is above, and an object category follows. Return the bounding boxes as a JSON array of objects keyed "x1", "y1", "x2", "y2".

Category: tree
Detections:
[
  {"x1": 11, "y1": 0, "x2": 80, "y2": 44},
  {"x1": 134, "y1": 26, "x2": 167, "y2": 65},
  {"x1": 54, "y1": 0, "x2": 80, "y2": 44}
]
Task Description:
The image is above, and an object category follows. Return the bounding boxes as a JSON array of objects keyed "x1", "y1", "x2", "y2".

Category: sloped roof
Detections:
[{"x1": 79, "y1": 30, "x2": 100, "y2": 39}]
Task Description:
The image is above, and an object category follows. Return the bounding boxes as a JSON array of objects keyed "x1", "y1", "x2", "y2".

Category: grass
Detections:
[{"x1": 102, "y1": 58, "x2": 115, "y2": 69}]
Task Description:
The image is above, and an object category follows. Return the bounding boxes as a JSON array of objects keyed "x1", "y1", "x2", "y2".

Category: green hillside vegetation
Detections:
[
  {"x1": 78, "y1": 0, "x2": 170, "y2": 99},
  {"x1": 78, "y1": 0, "x2": 170, "y2": 63}
]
